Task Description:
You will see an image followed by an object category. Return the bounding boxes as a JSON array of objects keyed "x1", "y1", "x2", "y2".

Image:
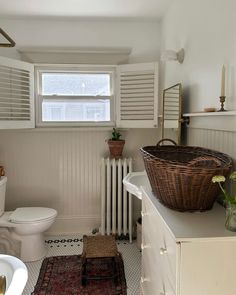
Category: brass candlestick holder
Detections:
[{"x1": 218, "y1": 95, "x2": 226, "y2": 112}]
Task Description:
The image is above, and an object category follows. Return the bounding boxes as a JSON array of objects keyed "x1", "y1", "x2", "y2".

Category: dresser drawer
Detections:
[
  {"x1": 142, "y1": 234, "x2": 163, "y2": 295},
  {"x1": 160, "y1": 275, "x2": 176, "y2": 295},
  {"x1": 142, "y1": 194, "x2": 178, "y2": 292},
  {"x1": 141, "y1": 245, "x2": 156, "y2": 295},
  {"x1": 142, "y1": 243, "x2": 176, "y2": 295},
  {"x1": 143, "y1": 222, "x2": 177, "y2": 292},
  {"x1": 161, "y1": 225, "x2": 178, "y2": 291}
]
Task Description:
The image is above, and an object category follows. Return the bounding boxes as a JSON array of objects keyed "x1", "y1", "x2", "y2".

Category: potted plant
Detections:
[
  {"x1": 107, "y1": 128, "x2": 125, "y2": 159},
  {"x1": 212, "y1": 172, "x2": 236, "y2": 231}
]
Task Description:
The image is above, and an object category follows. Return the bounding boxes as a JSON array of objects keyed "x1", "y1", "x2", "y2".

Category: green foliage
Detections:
[
  {"x1": 111, "y1": 128, "x2": 122, "y2": 140},
  {"x1": 212, "y1": 172, "x2": 236, "y2": 205}
]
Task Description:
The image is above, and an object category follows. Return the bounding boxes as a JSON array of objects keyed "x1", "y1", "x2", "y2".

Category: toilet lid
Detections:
[{"x1": 9, "y1": 207, "x2": 57, "y2": 224}]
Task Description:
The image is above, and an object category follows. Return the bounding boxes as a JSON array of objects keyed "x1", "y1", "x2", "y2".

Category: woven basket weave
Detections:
[{"x1": 140, "y1": 139, "x2": 232, "y2": 212}]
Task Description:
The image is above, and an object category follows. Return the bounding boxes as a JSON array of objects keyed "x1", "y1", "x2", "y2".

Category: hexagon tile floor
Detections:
[{"x1": 23, "y1": 234, "x2": 141, "y2": 295}]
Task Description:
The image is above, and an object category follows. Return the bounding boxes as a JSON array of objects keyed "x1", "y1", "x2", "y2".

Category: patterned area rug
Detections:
[{"x1": 31, "y1": 254, "x2": 127, "y2": 295}]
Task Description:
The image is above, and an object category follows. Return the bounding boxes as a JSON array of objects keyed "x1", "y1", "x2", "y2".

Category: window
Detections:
[
  {"x1": 0, "y1": 58, "x2": 158, "y2": 130},
  {"x1": 36, "y1": 66, "x2": 114, "y2": 126}
]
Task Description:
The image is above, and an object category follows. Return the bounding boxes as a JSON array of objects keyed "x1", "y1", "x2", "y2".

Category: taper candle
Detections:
[{"x1": 221, "y1": 65, "x2": 225, "y2": 96}]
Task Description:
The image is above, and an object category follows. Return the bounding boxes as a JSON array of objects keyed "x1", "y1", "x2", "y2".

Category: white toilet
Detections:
[{"x1": 0, "y1": 176, "x2": 57, "y2": 262}]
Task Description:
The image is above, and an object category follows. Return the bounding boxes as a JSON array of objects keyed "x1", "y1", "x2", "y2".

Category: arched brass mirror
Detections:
[{"x1": 161, "y1": 83, "x2": 182, "y2": 144}]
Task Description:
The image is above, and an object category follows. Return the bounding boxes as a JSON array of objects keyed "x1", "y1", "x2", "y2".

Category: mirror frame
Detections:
[{"x1": 161, "y1": 83, "x2": 182, "y2": 144}]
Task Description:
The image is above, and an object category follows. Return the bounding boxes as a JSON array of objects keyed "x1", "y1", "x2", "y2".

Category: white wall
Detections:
[
  {"x1": 0, "y1": 18, "x2": 162, "y2": 233},
  {"x1": 160, "y1": 0, "x2": 236, "y2": 164},
  {"x1": 0, "y1": 18, "x2": 160, "y2": 63},
  {"x1": 161, "y1": 0, "x2": 236, "y2": 113},
  {"x1": 0, "y1": 128, "x2": 160, "y2": 234}
]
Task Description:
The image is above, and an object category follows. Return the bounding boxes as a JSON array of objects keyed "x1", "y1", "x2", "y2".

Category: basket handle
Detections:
[
  {"x1": 156, "y1": 138, "x2": 177, "y2": 146},
  {"x1": 188, "y1": 156, "x2": 222, "y2": 167}
]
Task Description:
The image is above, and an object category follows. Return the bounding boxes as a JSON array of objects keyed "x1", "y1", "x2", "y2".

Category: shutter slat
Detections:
[
  {"x1": 121, "y1": 107, "x2": 154, "y2": 111},
  {"x1": 0, "y1": 75, "x2": 30, "y2": 84},
  {"x1": 0, "y1": 117, "x2": 30, "y2": 120},
  {"x1": 121, "y1": 83, "x2": 154, "y2": 90},
  {"x1": 0, "y1": 110, "x2": 30, "y2": 114},
  {"x1": 0, "y1": 97, "x2": 30, "y2": 102},
  {"x1": 165, "y1": 102, "x2": 179, "y2": 106},
  {"x1": 120, "y1": 93, "x2": 154, "y2": 98},
  {"x1": 0, "y1": 101, "x2": 30, "y2": 107},
  {"x1": 0, "y1": 86, "x2": 30, "y2": 94},
  {"x1": 121, "y1": 71, "x2": 153, "y2": 77},
  {"x1": 0, "y1": 72, "x2": 29, "y2": 80},
  {"x1": 121, "y1": 89, "x2": 154, "y2": 94},
  {"x1": 165, "y1": 98, "x2": 179, "y2": 101},
  {"x1": 0, "y1": 67, "x2": 29, "y2": 77},
  {"x1": 0, "y1": 80, "x2": 30, "y2": 89},
  {"x1": 121, "y1": 112, "x2": 154, "y2": 116},
  {"x1": 121, "y1": 115, "x2": 153, "y2": 120},
  {"x1": 165, "y1": 116, "x2": 179, "y2": 119},
  {"x1": 0, "y1": 106, "x2": 30, "y2": 111},
  {"x1": 165, "y1": 113, "x2": 179, "y2": 116},
  {"x1": 165, "y1": 109, "x2": 180, "y2": 112},
  {"x1": 121, "y1": 102, "x2": 153, "y2": 107},
  {"x1": 165, "y1": 91, "x2": 179, "y2": 94},
  {"x1": 120, "y1": 78, "x2": 154, "y2": 85},
  {"x1": 121, "y1": 99, "x2": 154, "y2": 104},
  {"x1": 121, "y1": 76, "x2": 154, "y2": 82}
]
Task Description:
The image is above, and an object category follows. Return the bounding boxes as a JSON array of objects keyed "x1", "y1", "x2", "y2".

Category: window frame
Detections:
[{"x1": 35, "y1": 65, "x2": 115, "y2": 127}]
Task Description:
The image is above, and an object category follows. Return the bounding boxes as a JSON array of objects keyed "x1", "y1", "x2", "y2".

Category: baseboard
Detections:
[{"x1": 46, "y1": 215, "x2": 101, "y2": 235}]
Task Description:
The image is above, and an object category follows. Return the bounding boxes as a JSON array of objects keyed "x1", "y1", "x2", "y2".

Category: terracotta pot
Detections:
[{"x1": 107, "y1": 139, "x2": 125, "y2": 159}]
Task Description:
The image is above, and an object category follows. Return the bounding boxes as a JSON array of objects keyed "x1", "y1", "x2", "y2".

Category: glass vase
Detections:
[{"x1": 225, "y1": 204, "x2": 236, "y2": 232}]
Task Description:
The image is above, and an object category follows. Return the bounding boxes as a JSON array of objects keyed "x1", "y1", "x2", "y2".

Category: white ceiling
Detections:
[{"x1": 0, "y1": 0, "x2": 173, "y2": 20}]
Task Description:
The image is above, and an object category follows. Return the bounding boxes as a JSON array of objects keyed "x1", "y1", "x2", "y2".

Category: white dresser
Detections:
[{"x1": 141, "y1": 188, "x2": 236, "y2": 295}]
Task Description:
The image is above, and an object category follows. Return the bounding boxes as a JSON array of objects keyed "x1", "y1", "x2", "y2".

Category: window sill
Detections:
[
  {"x1": 0, "y1": 126, "x2": 117, "y2": 133},
  {"x1": 36, "y1": 126, "x2": 116, "y2": 132}
]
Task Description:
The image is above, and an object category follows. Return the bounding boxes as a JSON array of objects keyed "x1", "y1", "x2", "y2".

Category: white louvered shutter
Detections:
[
  {"x1": 116, "y1": 62, "x2": 158, "y2": 128},
  {"x1": 0, "y1": 56, "x2": 34, "y2": 129}
]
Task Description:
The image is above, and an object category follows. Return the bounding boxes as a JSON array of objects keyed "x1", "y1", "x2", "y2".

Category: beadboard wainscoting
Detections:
[
  {"x1": 186, "y1": 127, "x2": 236, "y2": 165},
  {"x1": 0, "y1": 128, "x2": 159, "y2": 234}
]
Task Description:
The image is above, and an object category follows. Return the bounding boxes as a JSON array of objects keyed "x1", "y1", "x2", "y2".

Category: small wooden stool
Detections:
[{"x1": 81, "y1": 235, "x2": 119, "y2": 286}]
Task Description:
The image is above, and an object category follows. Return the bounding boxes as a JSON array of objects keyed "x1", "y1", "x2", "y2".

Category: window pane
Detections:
[
  {"x1": 42, "y1": 99, "x2": 110, "y2": 122},
  {"x1": 42, "y1": 73, "x2": 111, "y2": 96}
]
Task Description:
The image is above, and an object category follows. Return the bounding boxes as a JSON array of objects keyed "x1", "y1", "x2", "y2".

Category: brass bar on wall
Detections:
[{"x1": 0, "y1": 28, "x2": 16, "y2": 47}]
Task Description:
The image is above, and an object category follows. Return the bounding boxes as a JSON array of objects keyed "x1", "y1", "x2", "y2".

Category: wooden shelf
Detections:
[
  {"x1": 182, "y1": 111, "x2": 236, "y2": 132},
  {"x1": 183, "y1": 111, "x2": 236, "y2": 117}
]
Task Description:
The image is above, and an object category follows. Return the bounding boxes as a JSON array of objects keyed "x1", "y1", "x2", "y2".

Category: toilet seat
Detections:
[{"x1": 9, "y1": 207, "x2": 57, "y2": 224}]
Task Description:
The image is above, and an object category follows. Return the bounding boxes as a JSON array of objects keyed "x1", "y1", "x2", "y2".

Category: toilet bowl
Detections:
[{"x1": 0, "y1": 176, "x2": 57, "y2": 262}]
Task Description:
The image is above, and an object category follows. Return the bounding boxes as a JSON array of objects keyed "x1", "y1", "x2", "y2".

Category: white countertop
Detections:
[
  {"x1": 123, "y1": 171, "x2": 151, "y2": 200},
  {"x1": 142, "y1": 186, "x2": 236, "y2": 242},
  {"x1": 123, "y1": 171, "x2": 236, "y2": 241}
]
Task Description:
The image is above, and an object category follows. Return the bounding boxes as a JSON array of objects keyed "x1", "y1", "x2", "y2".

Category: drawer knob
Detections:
[
  {"x1": 141, "y1": 243, "x2": 151, "y2": 250},
  {"x1": 141, "y1": 277, "x2": 150, "y2": 283},
  {"x1": 160, "y1": 247, "x2": 167, "y2": 255},
  {"x1": 141, "y1": 211, "x2": 148, "y2": 217}
]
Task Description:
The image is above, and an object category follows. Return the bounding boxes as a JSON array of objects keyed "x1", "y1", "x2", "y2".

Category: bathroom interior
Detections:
[{"x1": 0, "y1": 0, "x2": 236, "y2": 294}]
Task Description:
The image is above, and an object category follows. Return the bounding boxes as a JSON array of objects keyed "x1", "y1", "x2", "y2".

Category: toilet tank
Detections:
[{"x1": 0, "y1": 176, "x2": 7, "y2": 216}]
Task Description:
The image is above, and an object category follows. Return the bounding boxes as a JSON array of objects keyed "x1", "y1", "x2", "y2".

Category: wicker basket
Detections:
[{"x1": 140, "y1": 139, "x2": 232, "y2": 212}]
